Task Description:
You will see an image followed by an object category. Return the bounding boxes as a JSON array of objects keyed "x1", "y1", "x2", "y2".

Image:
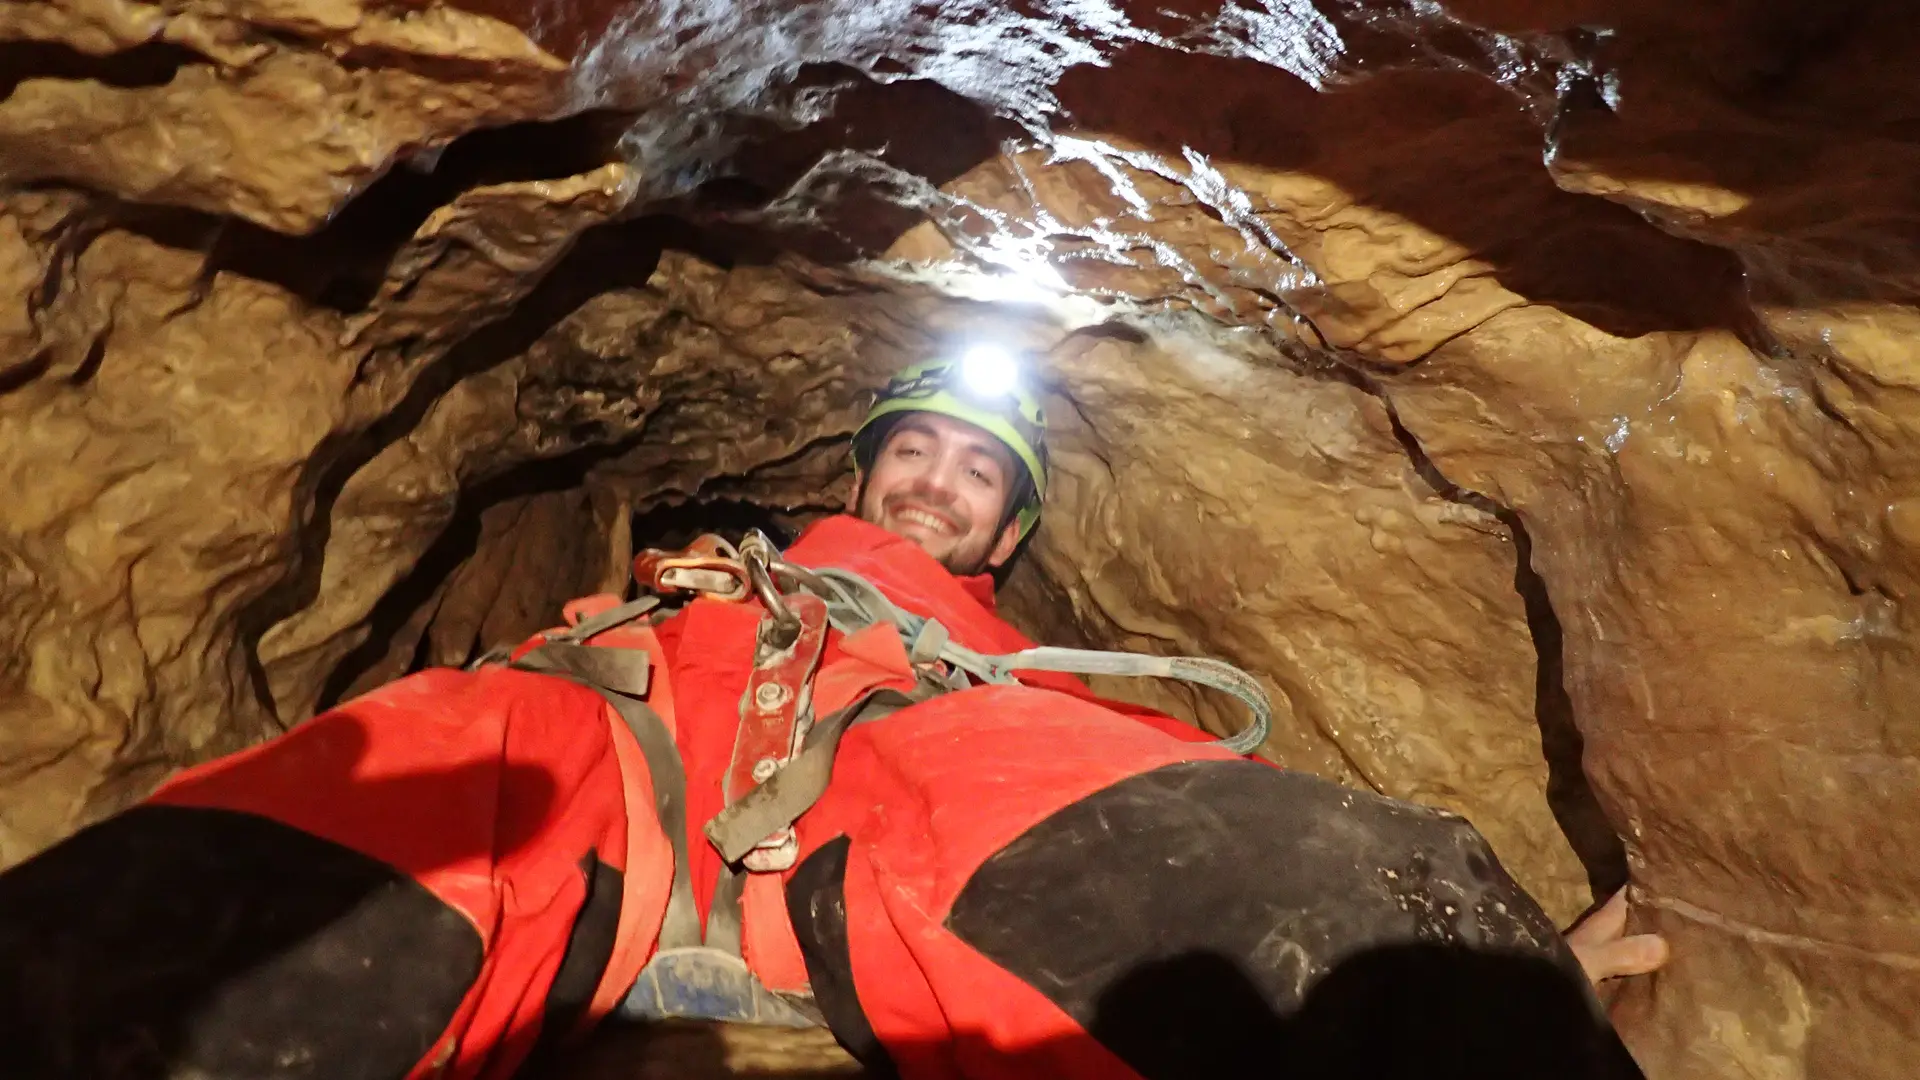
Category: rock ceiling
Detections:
[{"x1": 3, "y1": 1, "x2": 1919, "y2": 1077}]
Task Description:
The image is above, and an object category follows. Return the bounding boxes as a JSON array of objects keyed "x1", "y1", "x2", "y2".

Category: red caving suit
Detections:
[{"x1": 0, "y1": 515, "x2": 1634, "y2": 1080}]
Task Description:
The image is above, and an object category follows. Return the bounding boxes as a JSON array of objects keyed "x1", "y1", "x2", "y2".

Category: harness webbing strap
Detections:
[
  {"x1": 510, "y1": 644, "x2": 702, "y2": 953},
  {"x1": 466, "y1": 595, "x2": 662, "y2": 671},
  {"x1": 793, "y1": 567, "x2": 1275, "y2": 756},
  {"x1": 906, "y1": 620, "x2": 949, "y2": 665},
  {"x1": 705, "y1": 684, "x2": 937, "y2": 864},
  {"x1": 984, "y1": 649, "x2": 1272, "y2": 756},
  {"x1": 513, "y1": 642, "x2": 653, "y2": 698},
  {"x1": 559, "y1": 595, "x2": 663, "y2": 641},
  {"x1": 482, "y1": 535, "x2": 1271, "y2": 1029},
  {"x1": 705, "y1": 864, "x2": 747, "y2": 958},
  {"x1": 494, "y1": 602, "x2": 824, "y2": 1028}
]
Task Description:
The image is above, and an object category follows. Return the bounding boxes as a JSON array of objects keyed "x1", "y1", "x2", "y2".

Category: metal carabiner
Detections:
[
  {"x1": 632, "y1": 550, "x2": 751, "y2": 601},
  {"x1": 631, "y1": 533, "x2": 754, "y2": 601},
  {"x1": 768, "y1": 558, "x2": 831, "y2": 598},
  {"x1": 740, "y1": 530, "x2": 802, "y2": 648}
]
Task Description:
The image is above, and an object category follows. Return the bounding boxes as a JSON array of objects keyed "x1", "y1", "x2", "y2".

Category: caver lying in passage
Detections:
[{"x1": 0, "y1": 347, "x2": 1664, "y2": 1079}]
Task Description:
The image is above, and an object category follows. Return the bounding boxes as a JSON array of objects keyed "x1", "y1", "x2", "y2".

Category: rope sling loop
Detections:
[{"x1": 756, "y1": 541, "x2": 1273, "y2": 757}]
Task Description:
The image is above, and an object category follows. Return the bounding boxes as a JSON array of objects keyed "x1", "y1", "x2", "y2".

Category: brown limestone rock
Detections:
[
  {"x1": 261, "y1": 248, "x2": 904, "y2": 721},
  {"x1": 847, "y1": 13, "x2": 1920, "y2": 1073},
  {"x1": 0, "y1": 152, "x2": 636, "y2": 858},
  {"x1": 4, "y1": 1, "x2": 1920, "y2": 1077},
  {"x1": 251, "y1": 164, "x2": 636, "y2": 719},
  {"x1": 0, "y1": 203, "x2": 356, "y2": 864},
  {"x1": 1389, "y1": 302, "x2": 1920, "y2": 1080},
  {"x1": 993, "y1": 321, "x2": 1590, "y2": 922},
  {"x1": 0, "y1": 0, "x2": 572, "y2": 233},
  {"x1": 343, "y1": 163, "x2": 637, "y2": 357}
]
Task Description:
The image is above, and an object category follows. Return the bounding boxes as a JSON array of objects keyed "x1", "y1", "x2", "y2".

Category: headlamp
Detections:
[{"x1": 957, "y1": 344, "x2": 1020, "y2": 400}]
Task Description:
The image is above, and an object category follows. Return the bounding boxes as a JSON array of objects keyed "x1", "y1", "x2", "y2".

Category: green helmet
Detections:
[{"x1": 852, "y1": 349, "x2": 1049, "y2": 541}]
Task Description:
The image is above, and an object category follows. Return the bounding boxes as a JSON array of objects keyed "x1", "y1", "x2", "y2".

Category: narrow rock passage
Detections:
[{"x1": 4, "y1": 2, "x2": 1920, "y2": 1077}]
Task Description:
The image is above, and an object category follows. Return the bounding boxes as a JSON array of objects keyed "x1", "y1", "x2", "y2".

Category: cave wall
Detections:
[
  {"x1": 4, "y1": 1, "x2": 1920, "y2": 1078},
  {"x1": 994, "y1": 322, "x2": 1592, "y2": 920},
  {"x1": 0, "y1": 189, "x2": 351, "y2": 864},
  {"x1": 873, "y1": 12, "x2": 1920, "y2": 1074},
  {"x1": 0, "y1": 152, "x2": 639, "y2": 860}
]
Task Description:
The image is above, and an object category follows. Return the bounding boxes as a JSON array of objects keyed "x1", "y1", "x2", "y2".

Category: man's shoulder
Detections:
[{"x1": 787, "y1": 514, "x2": 1023, "y2": 646}]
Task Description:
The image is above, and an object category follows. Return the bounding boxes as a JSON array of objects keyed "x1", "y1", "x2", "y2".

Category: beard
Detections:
[
  {"x1": 862, "y1": 489, "x2": 998, "y2": 576},
  {"x1": 928, "y1": 534, "x2": 996, "y2": 576}
]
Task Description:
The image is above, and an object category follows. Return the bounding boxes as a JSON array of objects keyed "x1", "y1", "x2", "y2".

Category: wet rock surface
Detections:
[{"x1": 4, "y1": 1, "x2": 1919, "y2": 1077}]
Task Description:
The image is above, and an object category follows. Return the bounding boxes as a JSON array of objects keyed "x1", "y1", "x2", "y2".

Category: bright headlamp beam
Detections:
[{"x1": 958, "y1": 344, "x2": 1020, "y2": 399}]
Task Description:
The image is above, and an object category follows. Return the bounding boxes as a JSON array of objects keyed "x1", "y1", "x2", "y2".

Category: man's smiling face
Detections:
[{"x1": 856, "y1": 412, "x2": 1023, "y2": 575}]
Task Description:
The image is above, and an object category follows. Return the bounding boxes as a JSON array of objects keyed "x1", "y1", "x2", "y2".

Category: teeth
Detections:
[{"x1": 897, "y1": 508, "x2": 956, "y2": 534}]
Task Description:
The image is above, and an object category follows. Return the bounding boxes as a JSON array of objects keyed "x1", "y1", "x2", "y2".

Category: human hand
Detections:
[{"x1": 1566, "y1": 887, "x2": 1670, "y2": 984}]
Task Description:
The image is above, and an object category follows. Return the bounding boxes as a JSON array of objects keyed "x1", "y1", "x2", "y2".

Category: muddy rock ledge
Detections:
[{"x1": 3, "y1": 1, "x2": 1919, "y2": 1078}]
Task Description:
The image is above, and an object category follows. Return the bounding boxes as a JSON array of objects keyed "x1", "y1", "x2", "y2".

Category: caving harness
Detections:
[{"x1": 473, "y1": 529, "x2": 1272, "y2": 1027}]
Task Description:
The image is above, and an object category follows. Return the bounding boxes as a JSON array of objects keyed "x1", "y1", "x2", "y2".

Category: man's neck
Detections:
[{"x1": 798, "y1": 513, "x2": 1001, "y2": 612}]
